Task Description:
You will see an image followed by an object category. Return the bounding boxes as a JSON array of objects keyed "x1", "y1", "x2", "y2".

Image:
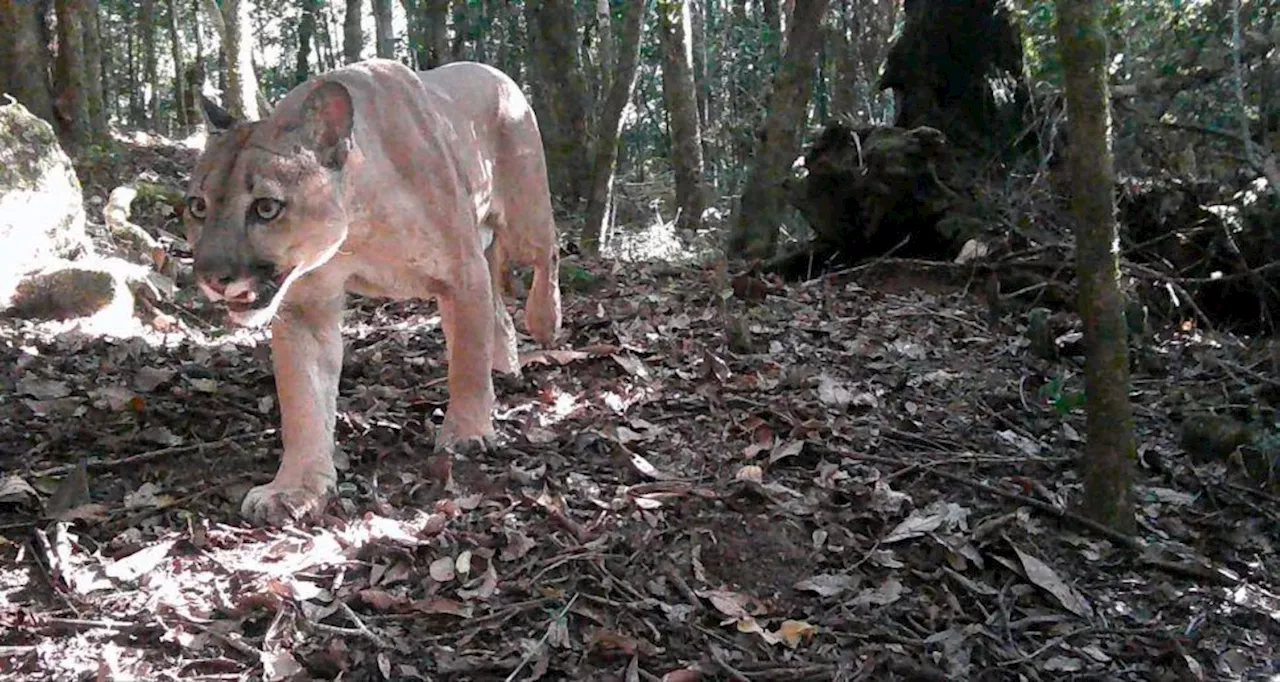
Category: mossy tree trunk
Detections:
[
  {"x1": 0, "y1": 0, "x2": 58, "y2": 126},
  {"x1": 727, "y1": 0, "x2": 830, "y2": 260},
  {"x1": 1054, "y1": 0, "x2": 1137, "y2": 534},
  {"x1": 53, "y1": 0, "x2": 93, "y2": 150},
  {"x1": 581, "y1": 0, "x2": 647, "y2": 255}
]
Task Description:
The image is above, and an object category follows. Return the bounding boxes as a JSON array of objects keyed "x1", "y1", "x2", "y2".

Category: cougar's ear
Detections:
[
  {"x1": 200, "y1": 95, "x2": 236, "y2": 132},
  {"x1": 285, "y1": 80, "x2": 354, "y2": 170}
]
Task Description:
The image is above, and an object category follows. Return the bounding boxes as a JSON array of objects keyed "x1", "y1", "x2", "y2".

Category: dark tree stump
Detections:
[{"x1": 878, "y1": 0, "x2": 1029, "y2": 155}]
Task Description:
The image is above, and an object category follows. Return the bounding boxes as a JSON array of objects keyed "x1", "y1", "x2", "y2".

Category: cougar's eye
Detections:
[
  {"x1": 187, "y1": 197, "x2": 208, "y2": 219},
  {"x1": 253, "y1": 198, "x2": 284, "y2": 221}
]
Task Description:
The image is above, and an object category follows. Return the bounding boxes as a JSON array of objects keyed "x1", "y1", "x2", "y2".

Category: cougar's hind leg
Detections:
[{"x1": 484, "y1": 220, "x2": 520, "y2": 376}]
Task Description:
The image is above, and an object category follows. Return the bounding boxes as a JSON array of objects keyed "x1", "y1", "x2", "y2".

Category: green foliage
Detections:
[{"x1": 1038, "y1": 373, "x2": 1086, "y2": 416}]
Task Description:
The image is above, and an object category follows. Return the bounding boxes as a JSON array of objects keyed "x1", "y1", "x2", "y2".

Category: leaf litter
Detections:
[{"x1": 1, "y1": 145, "x2": 1279, "y2": 681}]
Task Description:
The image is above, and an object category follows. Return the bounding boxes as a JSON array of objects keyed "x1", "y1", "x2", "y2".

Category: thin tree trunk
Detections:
[
  {"x1": 372, "y1": 0, "x2": 394, "y2": 58},
  {"x1": 187, "y1": 0, "x2": 204, "y2": 125},
  {"x1": 126, "y1": 1, "x2": 142, "y2": 125},
  {"x1": 83, "y1": 0, "x2": 106, "y2": 138},
  {"x1": 141, "y1": 0, "x2": 160, "y2": 127},
  {"x1": 728, "y1": 0, "x2": 830, "y2": 259},
  {"x1": 343, "y1": 0, "x2": 362, "y2": 63},
  {"x1": 594, "y1": 0, "x2": 613, "y2": 97},
  {"x1": 657, "y1": 0, "x2": 706, "y2": 231},
  {"x1": 167, "y1": 0, "x2": 188, "y2": 133},
  {"x1": 99, "y1": 3, "x2": 114, "y2": 123},
  {"x1": 297, "y1": 0, "x2": 318, "y2": 83},
  {"x1": 582, "y1": 0, "x2": 646, "y2": 255},
  {"x1": 1054, "y1": 0, "x2": 1137, "y2": 534},
  {"x1": 316, "y1": 0, "x2": 336, "y2": 70}
]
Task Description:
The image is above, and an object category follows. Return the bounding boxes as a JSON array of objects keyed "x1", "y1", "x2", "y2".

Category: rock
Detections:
[
  {"x1": 104, "y1": 186, "x2": 166, "y2": 269},
  {"x1": 1, "y1": 256, "x2": 176, "y2": 335},
  {"x1": 0, "y1": 99, "x2": 90, "y2": 287},
  {"x1": 5, "y1": 267, "x2": 118, "y2": 321},
  {"x1": 1180, "y1": 413, "x2": 1254, "y2": 463}
]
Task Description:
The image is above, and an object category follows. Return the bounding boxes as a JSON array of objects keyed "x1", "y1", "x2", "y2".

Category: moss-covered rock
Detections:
[{"x1": 0, "y1": 100, "x2": 90, "y2": 281}]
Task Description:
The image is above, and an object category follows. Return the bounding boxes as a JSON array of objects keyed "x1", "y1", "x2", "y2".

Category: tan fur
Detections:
[{"x1": 184, "y1": 59, "x2": 562, "y2": 525}]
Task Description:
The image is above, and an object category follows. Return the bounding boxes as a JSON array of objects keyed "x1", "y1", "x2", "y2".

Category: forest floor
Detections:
[{"x1": 2, "y1": 139, "x2": 1280, "y2": 681}]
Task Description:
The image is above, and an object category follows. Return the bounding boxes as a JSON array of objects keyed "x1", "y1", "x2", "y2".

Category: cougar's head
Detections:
[{"x1": 184, "y1": 81, "x2": 355, "y2": 327}]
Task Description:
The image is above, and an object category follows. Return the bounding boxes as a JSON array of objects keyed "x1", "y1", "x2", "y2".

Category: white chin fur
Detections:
[{"x1": 225, "y1": 236, "x2": 348, "y2": 328}]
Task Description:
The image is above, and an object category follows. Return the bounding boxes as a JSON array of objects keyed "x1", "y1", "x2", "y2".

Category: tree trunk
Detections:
[
  {"x1": 316, "y1": 1, "x2": 336, "y2": 70},
  {"x1": 141, "y1": 0, "x2": 160, "y2": 127},
  {"x1": 296, "y1": 0, "x2": 318, "y2": 83},
  {"x1": 690, "y1": 0, "x2": 707, "y2": 130},
  {"x1": 594, "y1": 0, "x2": 614, "y2": 100},
  {"x1": 424, "y1": 0, "x2": 450, "y2": 68},
  {"x1": 167, "y1": 0, "x2": 188, "y2": 134},
  {"x1": 209, "y1": 0, "x2": 261, "y2": 119},
  {"x1": 1054, "y1": 0, "x2": 1137, "y2": 534},
  {"x1": 878, "y1": 0, "x2": 1026, "y2": 151},
  {"x1": 581, "y1": 0, "x2": 646, "y2": 255},
  {"x1": 100, "y1": 2, "x2": 114, "y2": 123},
  {"x1": 343, "y1": 0, "x2": 362, "y2": 63},
  {"x1": 53, "y1": 0, "x2": 93, "y2": 149},
  {"x1": 372, "y1": 0, "x2": 394, "y2": 58},
  {"x1": 525, "y1": 0, "x2": 591, "y2": 206},
  {"x1": 657, "y1": 0, "x2": 706, "y2": 231},
  {"x1": 82, "y1": 0, "x2": 106, "y2": 138},
  {"x1": 186, "y1": 0, "x2": 205, "y2": 126},
  {"x1": 1, "y1": 0, "x2": 57, "y2": 125},
  {"x1": 762, "y1": 0, "x2": 782, "y2": 61},
  {"x1": 727, "y1": 0, "x2": 830, "y2": 259},
  {"x1": 126, "y1": 1, "x2": 143, "y2": 125},
  {"x1": 492, "y1": 0, "x2": 520, "y2": 81}
]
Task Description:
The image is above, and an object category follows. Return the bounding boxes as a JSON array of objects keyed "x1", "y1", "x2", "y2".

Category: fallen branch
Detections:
[{"x1": 30, "y1": 429, "x2": 277, "y2": 478}]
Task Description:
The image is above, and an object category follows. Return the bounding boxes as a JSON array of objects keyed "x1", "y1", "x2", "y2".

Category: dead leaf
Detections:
[
  {"x1": 775, "y1": 619, "x2": 817, "y2": 648},
  {"x1": 123, "y1": 482, "x2": 173, "y2": 510},
  {"x1": 17, "y1": 377, "x2": 71, "y2": 400},
  {"x1": 817, "y1": 374, "x2": 853, "y2": 407},
  {"x1": 413, "y1": 598, "x2": 474, "y2": 618},
  {"x1": 769, "y1": 440, "x2": 805, "y2": 464},
  {"x1": 0, "y1": 475, "x2": 40, "y2": 507},
  {"x1": 794, "y1": 573, "x2": 856, "y2": 598},
  {"x1": 428, "y1": 556, "x2": 456, "y2": 583},
  {"x1": 133, "y1": 366, "x2": 176, "y2": 392},
  {"x1": 850, "y1": 577, "x2": 904, "y2": 607},
  {"x1": 360, "y1": 588, "x2": 410, "y2": 613},
  {"x1": 612, "y1": 353, "x2": 650, "y2": 379},
  {"x1": 45, "y1": 459, "x2": 91, "y2": 517},
  {"x1": 261, "y1": 649, "x2": 303, "y2": 681},
  {"x1": 1011, "y1": 544, "x2": 1094, "y2": 618},
  {"x1": 104, "y1": 540, "x2": 176, "y2": 582},
  {"x1": 734, "y1": 465, "x2": 764, "y2": 483}
]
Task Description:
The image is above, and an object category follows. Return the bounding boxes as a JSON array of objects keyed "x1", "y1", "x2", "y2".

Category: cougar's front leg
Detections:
[
  {"x1": 241, "y1": 294, "x2": 344, "y2": 525},
  {"x1": 436, "y1": 256, "x2": 497, "y2": 453}
]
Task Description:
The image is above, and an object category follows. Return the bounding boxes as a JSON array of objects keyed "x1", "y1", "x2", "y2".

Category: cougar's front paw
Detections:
[
  {"x1": 434, "y1": 416, "x2": 497, "y2": 455},
  {"x1": 241, "y1": 475, "x2": 336, "y2": 526}
]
